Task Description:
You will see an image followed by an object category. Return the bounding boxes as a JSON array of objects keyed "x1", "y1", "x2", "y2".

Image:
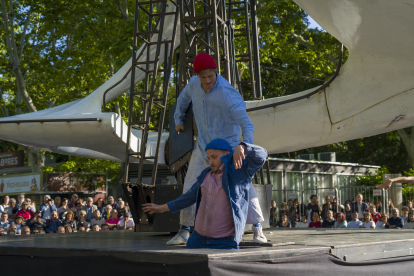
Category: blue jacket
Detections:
[
  {"x1": 174, "y1": 74, "x2": 255, "y2": 159},
  {"x1": 39, "y1": 203, "x2": 57, "y2": 219},
  {"x1": 167, "y1": 142, "x2": 267, "y2": 244},
  {"x1": 386, "y1": 216, "x2": 404, "y2": 229},
  {"x1": 350, "y1": 201, "x2": 369, "y2": 216}
]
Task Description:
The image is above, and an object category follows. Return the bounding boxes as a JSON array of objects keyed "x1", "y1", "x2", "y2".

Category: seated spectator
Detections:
[
  {"x1": 365, "y1": 199, "x2": 370, "y2": 206},
  {"x1": 334, "y1": 212, "x2": 347, "y2": 228},
  {"x1": 293, "y1": 198, "x2": 306, "y2": 219},
  {"x1": 78, "y1": 226, "x2": 86, "y2": 232},
  {"x1": 95, "y1": 198, "x2": 106, "y2": 214},
  {"x1": 16, "y1": 193, "x2": 25, "y2": 208},
  {"x1": 308, "y1": 212, "x2": 322, "y2": 228},
  {"x1": 401, "y1": 207, "x2": 409, "y2": 223},
  {"x1": 119, "y1": 213, "x2": 135, "y2": 230},
  {"x1": 1, "y1": 195, "x2": 10, "y2": 215},
  {"x1": 21, "y1": 226, "x2": 31, "y2": 235},
  {"x1": 76, "y1": 211, "x2": 90, "y2": 231},
  {"x1": 287, "y1": 200, "x2": 298, "y2": 226},
  {"x1": 344, "y1": 203, "x2": 352, "y2": 222},
  {"x1": 57, "y1": 226, "x2": 65, "y2": 233},
  {"x1": 404, "y1": 213, "x2": 414, "y2": 229},
  {"x1": 31, "y1": 228, "x2": 41, "y2": 234},
  {"x1": 71, "y1": 200, "x2": 83, "y2": 219},
  {"x1": 101, "y1": 224, "x2": 110, "y2": 231},
  {"x1": 1, "y1": 213, "x2": 10, "y2": 231},
  {"x1": 7, "y1": 198, "x2": 20, "y2": 222},
  {"x1": 39, "y1": 195, "x2": 57, "y2": 220},
  {"x1": 16, "y1": 202, "x2": 34, "y2": 221},
  {"x1": 295, "y1": 215, "x2": 309, "y2": 228},
  {"x1": 54, "y1": 197, "x2": 61, "y2": 208},
  {"x1": 275, "y1": 215, "x2": 291, "y2": 228},
  {"x1": 61, "y1": 211, "x2": 76, "y2": 230},
  {"x1": 102, "y1": 205, "x2": 113, "y2": 220},
  {"x1": 321, "y1": 196, "x2": 334, "y2": 221},
  {"x1": 376, "y1": 214, "x2": 388, "y2": 229},
  {"x1": 25, "y1": 198, "x2": 36, "y2": 213},
  {"x1": 26, "y1": 211, "x2": 45, "y2": 232},
  {"x1": 360, "y1": 212, "x2": 375, "y2": 229},
  {"x1": 68, "y1": 194, "x2": 79, "y2": 209},
  {"x1": 91, "y1": 224, "x2": 100, "y2": 232},
  {"x1": 82, "y1": 197, "x2": 98, "y2": 222},
  {"x1": 107, "y1": 196, "x2": 119, "y2": 210},
  {"x1": 64, "y1": 225, "x2": 74, "y2": 233},
  {"x1": 307, "y1": 195, "x2": 322, "y2": 219},
  {"x1": 14, "y1": 216, "x2": 24, "y2": 234},
  {"x1": 106, "y1": 210, "x2": 121, "y2": 230},
  {"x1": 117, "y1": 200, "x2": 128, "y2": 218},
  {"x1": 112, "y1": 225, "x2": 119, "y2": 230},
  {"x1": 350, "y1": 194, "x2": 369, "y2": 220},
  {"x1": 369, "y1": 204, "x2": 381, "y2": 224},
  {"x1": 57, "y1": 198, "x2": 70, "y2": 219},
  {"x1": 322, "y1": 210, "x2": 335, "y2": 228},
  {"x1": 407, "y1": 201, "x2": 414, "y2": 213},
  {"x1": 7, "y1": 228, "x2": 16, "y2": 236},
  {"x1": 269, "y1": 200, "x2": 279, "y2": 227},
  {"x1": 386, "y1": 208, "x2": 404, "y2": 229},
  {"x1": 374, "y1": 200, "x2": 382, "y2": 214},
  {"x1": 90, "y1": 210, "x2": 106, "y2": 228},
  {"x1": 46, "y1": 211, "x2": 62, "y2": 233},
  {"x1": 347, "y1": 211, "x2": 363, "y2": 228}
]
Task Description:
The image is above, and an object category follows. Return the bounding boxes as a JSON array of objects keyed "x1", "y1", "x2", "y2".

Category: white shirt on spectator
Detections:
[
  {"x1": 357, "y1": 203, "x2": 364, "y2": 219},
  {"x1": 295, "y1": 222, "x2": 309, "y2": 228},
  {"x1": 376, "y1": 221, "x2": 386, "y2": 229},
  {"x1": 404, "y1": 222, "x2": 414, "y2": 229},
  {"x1": 43, "y1": 205, "x2": 51, "y2": 219},
  {"x1": 347, "y1": 219, "x2": 363, "y2": 228},
  {"x1": 362, "y1": 221, "x2": 375, "y2": 228},
  {"x1": 119, "y1": 218, "x2": 135, "y2": 229}
]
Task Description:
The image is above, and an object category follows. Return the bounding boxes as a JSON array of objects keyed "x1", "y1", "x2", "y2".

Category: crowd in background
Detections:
[
  {"x1": 269, "y1": 194, "x2": 414, "y2": 230},
  {"x1": 0, "y1": 194, "x2": 134, "y2": 235}
]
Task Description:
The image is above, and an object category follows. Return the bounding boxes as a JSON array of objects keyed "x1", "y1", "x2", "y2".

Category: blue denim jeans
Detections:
[{"x1": 186, "y1": 230, "x2": 239, "y2": 250}]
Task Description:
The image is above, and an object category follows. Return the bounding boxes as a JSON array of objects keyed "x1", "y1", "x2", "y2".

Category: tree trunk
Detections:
[
  {"x1": 397, "y1": 127, "x2": 414, "y2": 167},
  {"x1": 24, "y1": 146, "x2": 45, "y2": 173}
]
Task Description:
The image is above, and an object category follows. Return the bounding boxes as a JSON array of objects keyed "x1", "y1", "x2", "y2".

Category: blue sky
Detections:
[{"x1": 307, "y1": 16, "x2": 324, "y2": 30}]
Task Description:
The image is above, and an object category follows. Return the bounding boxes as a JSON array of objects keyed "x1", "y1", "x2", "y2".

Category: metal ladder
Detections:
[{"x1": 122, "y1": 0, "x2": 179, "y2": 225}]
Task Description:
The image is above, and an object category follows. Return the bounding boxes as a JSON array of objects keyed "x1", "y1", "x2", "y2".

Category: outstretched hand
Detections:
[
  {"x1": 233, "y1": 145, "x2": 246, "y2": 169},
  {"x1": 376, "y1": 179, "x2": 392, "y2": 191},
  {"x1": 142, "y1": 203, "x2": 169, "y2": 215}
]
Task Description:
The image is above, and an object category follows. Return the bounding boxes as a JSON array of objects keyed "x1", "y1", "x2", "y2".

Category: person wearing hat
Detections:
[
  {"x1": 143, "y1": 139, "x2": 267, "y2": 249},
  {"x1": 170, "y1": 53, "x2": 266, "y2": 246}
]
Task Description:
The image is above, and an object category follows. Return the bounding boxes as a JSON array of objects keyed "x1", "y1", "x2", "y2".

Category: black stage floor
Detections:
[{"x1": 2, "y1": 228, "x2": 414, "y2": 275}]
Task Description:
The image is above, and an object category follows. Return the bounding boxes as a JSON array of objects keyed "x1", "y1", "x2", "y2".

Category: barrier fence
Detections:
[{"x1": 387, "y1": 184, "x2": 414, "y2": 216}]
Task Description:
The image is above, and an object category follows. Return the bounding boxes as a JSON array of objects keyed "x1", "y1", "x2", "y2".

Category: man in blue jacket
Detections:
[
  {"x1": 350, "y1": 194, "x2": 369, "y2": 220},
  {"x1": 170, "y1": 53, "x2": 266, "y2": 246},
  {"x1": 39, "y1": 195, "x2": 57, "y2": 220},
  {"x1": 143, "y1": 139, "x2": 267, "y2": 249}
]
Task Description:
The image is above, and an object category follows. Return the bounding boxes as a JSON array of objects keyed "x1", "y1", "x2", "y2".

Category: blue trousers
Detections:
[{"x1": 186, "y1": 230, "x2": 239, "y2": 250}]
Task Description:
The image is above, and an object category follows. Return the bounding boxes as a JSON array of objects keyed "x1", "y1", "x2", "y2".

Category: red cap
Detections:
[{"x1": 193, "y1": 53, "x2": 217, "y2": 73}]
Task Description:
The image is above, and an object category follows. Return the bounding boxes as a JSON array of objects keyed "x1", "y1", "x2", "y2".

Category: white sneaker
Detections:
[
  {"x1": 166, "y1": 229, "x2": 190, "y2": 246},
  {"x1": 252, "y1": 224, "x2": 267, "y2": 243}
]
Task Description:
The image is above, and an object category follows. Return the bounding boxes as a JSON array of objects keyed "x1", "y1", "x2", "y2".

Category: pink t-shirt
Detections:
[
  {"x1": 194, "y1": 164, "x2": 235, "y2": 238},
  {"x1": 106, "y1": 218, "x2": 120, "y2": 225}
]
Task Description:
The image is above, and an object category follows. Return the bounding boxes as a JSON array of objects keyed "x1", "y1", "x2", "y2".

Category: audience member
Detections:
[
  {"x1": 14, "y1": 216, "x2": 24, "y2": 234},
  {"x1": 107, "y1": 196, "x2": 119, "y2": 210},
  {"x1": 0, "y1": 196, "x2": 10, "y2": 215},
  {"x1": 269, "y1": 200, "x2": 279, "y2": 227},
  {"x1": 68, "y1": 194, "x2": 79, "y2": 208},
  {"x1": 90, "y1": 210, "x2": 106, "y2": 228},
  {"x1": 7, "y1": 228, "x2": 16, "y2": 236},
  {"x1": 82, "y1": 197, "x2": 98, "y2": 222},
  {"x1": 78, "y1": 226, "x2": 86, "y2": 232},
  {"x1": 321, "y1": 196, "x2": 334, "y2": 221},
  {"x1": 347, "y1": 211, "x2": 363, "y2": 228},
  {"x1": 71, "y1": 200, "x2": 83, "y2": 219},
  {"x1": 91, "y1": 224, "x2": 100, "y2": 232},
  {"x1": 344, "y1": 203, "x2": 352, "y2": 222},
  {"x1": 334, "y1": 212, "x2": 347, "y2": 228},
  {"x1": 369, "y1": 204, "x2": 381, "y2": 224},
  {"x1": 101, "y1": 224, "x2": 110, "y2": 231},
  {"x1": 295, "y1": 215, "x2": 309, "y2": 228},
  {"x1": 322, "y1": 210, "x2": 335, "y2": 228},
  {"x1": 25, "y1": 198, "x2": 36, "y2": 212},
  {"x1": 401, "y1": 207, "x2": 409, "y2": 223},
  {"x1": 407, "y1": 201, "x2": 414, "y2": 213},
  {"x1": 404, "y1": 213, "x2": 414, "y2": 229},
  {"x1": 287, "y1": 200, "x2": 297, "y2": 226},
  {"x1": 388, "y1": 199, "x2": 395, "y2": 215},
  {"x1": 46, "y1": 211, "x2": 62, "y2": 233},
  {"x1": 16, "y1": 202, "x2": 34, "y2": 221},
  {"x1": 64, "y1": 225, "x2": 73, "y2": 233},
  {"x1": 21, "y1": 226, "x2": 31, "y2": 235},
  {"x1": 31, "y1": 229, "x2": 41, "y2": 234},
  {"x1": 1, "y1": 213, "x2": 10, "y2": 231},
  {"x1": 119, "y1": 213, "x2": 135, "y2": 230},
  {"x1": 293, "y1": 198, "x2": 306, "y2": 218},
  {"x1": 376, "y1": 214, "x2": 388, "y2": 229},
  {"x1": 57, "y1": 226, "x2": 65, "y2": 233},
  {"x1": 16, "y1": 194, "x2": 25, "y2": 208},
  {"x1": 54, "y1": 197, "x2": 61, "y2": 208},
  {"x1": 374, "y1": 200, "x2": 382, "y2": 214},
  {"x1": 308, "y1": 212, "x2": 322, "y2": 228},
  {"x1": 61, "y1": 211, "x2": 77, "y2": 230},
  {"x1": 77, "y1": 211, "x2": 90, "y2": 230},
  {"x1": 57, "y1": 198, "x2": 70, "y2": 219},
  {"x1": 7, "y1": 198, "x2": 20, "y2": 222},
  {"x1": 279, "y1": 202, "x2": 288, "y2": 221},
  {"x1": 350, "y1": 194, "x2": 369, "y2": 220},
  {"x1": 365, "y1": 199, "x2": 371, "y2": 206},
  {"x1": 106, "y1": 210, "x2": 121, "y2": 230},
  {"x1": 102, "y1": 205, "x2": 113, "y2": 220},
  {"x1": 117, "y1": 200, "x2": 128, "y2": 218},
  {"x1": 386, "y1": 208, "x2": 404, "y2": 229},
  {"x1": 307, "y1": 195, "x2": 322, "y2": 219},
  {"x1": 26, "y1": 211, "x2": 45, "y2": 232},
  {"x1": 39, "y1": 195, "x2": 57, "y2": 220},
  {"x1": 95, "y1": 198, "x2": 106, "y2": 214},
  {"x1": 361, "y1": 212, "x2": 375, "y2": 229}
]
